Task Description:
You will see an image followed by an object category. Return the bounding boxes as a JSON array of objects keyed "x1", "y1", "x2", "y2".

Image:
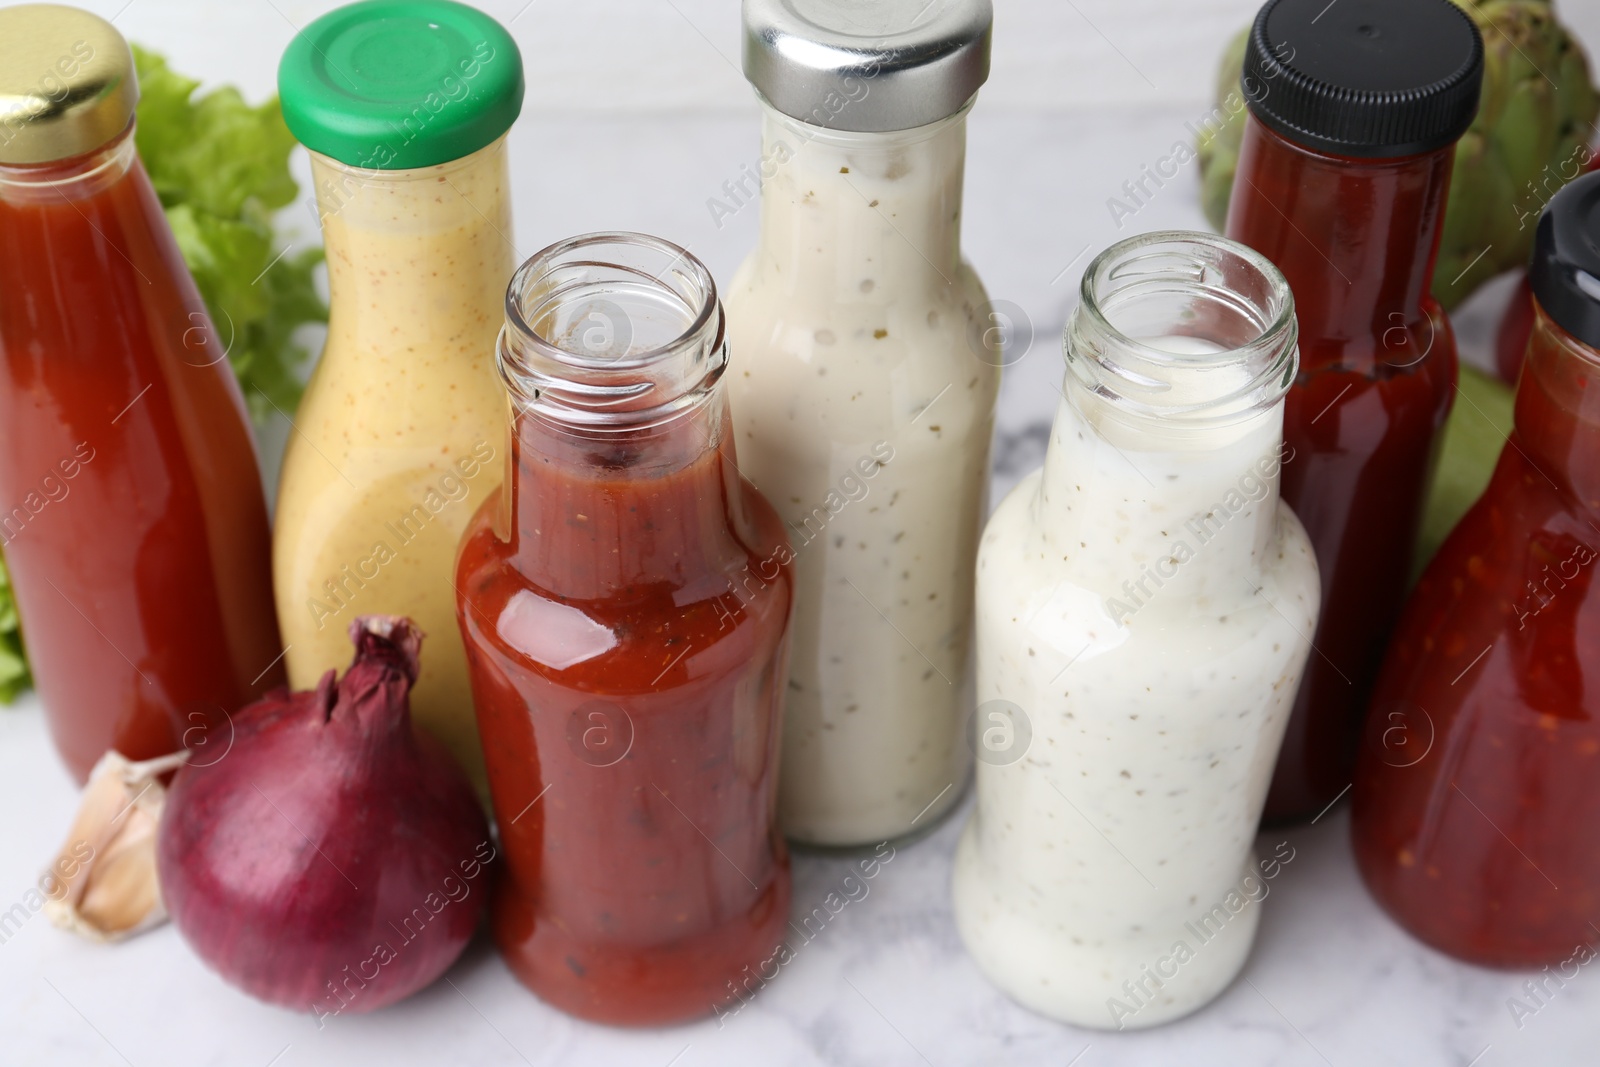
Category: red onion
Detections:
[{"x1": 157, "y1": 616, "x2": 491, "y2": 1022}]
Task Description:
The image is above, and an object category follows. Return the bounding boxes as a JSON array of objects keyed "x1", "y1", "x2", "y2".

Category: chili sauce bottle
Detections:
[
  {"x1": 456, "y1": 233, "x2": 795, "y2": 1025},
  {"x1": 1225, "y1": 0, "x2": 1485, "y2": 822},
  {"x1": 0, "y1": 4, "x2": 283, "y2": 780},
  {"x1": 1352, "y1": 171, "x2": 1600, "y2": 968}
]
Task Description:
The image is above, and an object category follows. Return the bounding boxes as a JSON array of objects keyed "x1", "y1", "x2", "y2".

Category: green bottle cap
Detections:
[{"x1": 277, "y1": 0, "x2": 522, "y2": 169}]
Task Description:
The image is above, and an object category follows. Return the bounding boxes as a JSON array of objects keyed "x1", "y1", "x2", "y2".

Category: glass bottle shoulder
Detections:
[
  {"x1": 293, "y1": 146, "x2": 514, "y2": 470},
  {"x1": 725, "y1": 255, "x2": 999, "y2": 442},
  {"x1": 977, "y1": 467, "x2": 1319, "y2": 662},
  {"x1": 1377, "y1": 440, "x2": 1600, "y2": 722},
  {"x1": 1353, "y1": 438, "x2": 1600, "y2": 968},
  {"x1": 727, "y1": 251, "x2": 994, "y2": 360},
  {"x1": 454, "y1": 487, "x2": 794, "y2": 692},
  {"x1": 289, "y1": 322, "x2": 507, "y2": 455}
]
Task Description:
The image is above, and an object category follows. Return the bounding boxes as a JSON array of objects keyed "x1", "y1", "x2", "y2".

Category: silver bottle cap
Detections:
[{"x1": 742, "y1": 0, "x2": 992, "y2": 133}]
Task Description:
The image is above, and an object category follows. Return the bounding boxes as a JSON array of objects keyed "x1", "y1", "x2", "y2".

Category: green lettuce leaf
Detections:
[{"x1": 131, "y1": 44, "x2": 326, "y2": 422}]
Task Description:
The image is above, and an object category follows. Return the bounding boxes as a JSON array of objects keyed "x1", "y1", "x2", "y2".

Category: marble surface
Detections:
[
  {"x1": 3, "y1": 0, "x2": 1596, "y2": 1062},
  {"x1": 6, "y1": 694, "x2": 1599, "y2": 1067}
]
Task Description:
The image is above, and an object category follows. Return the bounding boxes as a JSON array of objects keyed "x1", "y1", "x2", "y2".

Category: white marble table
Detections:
[
  {"x1": 5, "y1": 690, "x2": 1595, "y2": 1067},
  {"x1": 4, "y1": 0, "x2": 1596, "y2": 1060}
]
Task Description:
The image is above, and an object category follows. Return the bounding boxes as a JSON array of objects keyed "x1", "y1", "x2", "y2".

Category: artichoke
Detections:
[{"x1": 1196, "y1": 0, "x2": 1599, "y2": 310}]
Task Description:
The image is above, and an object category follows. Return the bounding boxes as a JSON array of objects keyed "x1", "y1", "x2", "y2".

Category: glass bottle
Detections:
[
  {"x1": 273, "y1": 1, "x2": 523, "y2": 793},
  {"x1": 0, "y1": 5, "x2": 282, "y2": 781},
  {"x1": 728, "y1": 0, "x2": 1000, "y2": 847},
  {"x1": 1352, "y1": 171, "x2": 1600, "y2": 967},
  {"x1": 456, "y1": 233, "x2": 795, "y2": 1025},
  {"x1": 952, "y1": 231, "x2": 1319, "y2": 1029},
  {"x1": 1225, "y1": 0, "x2": 1485, "y2": 822}
]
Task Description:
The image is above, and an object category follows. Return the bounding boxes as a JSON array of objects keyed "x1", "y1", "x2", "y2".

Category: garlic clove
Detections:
[{"x1": 43, "y1": 749, "x2": 188, "y2": 941}]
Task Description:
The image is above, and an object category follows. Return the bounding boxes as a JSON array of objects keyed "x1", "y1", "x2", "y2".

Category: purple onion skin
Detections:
[{"x1": 158, "y1": 617, "x2": 491, "y2": 1017}]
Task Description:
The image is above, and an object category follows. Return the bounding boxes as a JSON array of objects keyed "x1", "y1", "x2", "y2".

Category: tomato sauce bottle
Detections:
[
  {"x1": 1351, "y1": 171, "x2": 1600, "y2": 967},
  {"x1": 0, "y1": 5, "x2": 283, "y2": 781},
  {"x1": 1225, "y1": 0, "x2": 1485, "y2": 822},
  {"x1": 456, "y1": 233, "x2": 795, "y2": 1025}
]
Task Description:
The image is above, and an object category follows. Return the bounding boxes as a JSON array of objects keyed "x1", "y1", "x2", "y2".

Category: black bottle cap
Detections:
[
  {"x1": 1530, "y1": 170, "x2": 1600, "y2": 352},
  {"x1": 1241, "y1": 0, "x2": 1483, "y2": 159}
]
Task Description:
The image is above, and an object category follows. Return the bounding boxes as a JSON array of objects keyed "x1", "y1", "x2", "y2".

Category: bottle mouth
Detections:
[
  {"x1": 1066, "y1": 230, "x2": 1298, "y2": 427},
  {"x1": 499, "y1": 231, "x2": 727, "y2": 429}
]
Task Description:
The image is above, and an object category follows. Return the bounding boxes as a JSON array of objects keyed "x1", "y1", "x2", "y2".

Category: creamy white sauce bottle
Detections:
[
  {"x1": 726, "y1": 0, "x2": 1002, "y2": 848},
  {"x1": 952, "y1": 232, "x2": 1320, "y2": 1029}
]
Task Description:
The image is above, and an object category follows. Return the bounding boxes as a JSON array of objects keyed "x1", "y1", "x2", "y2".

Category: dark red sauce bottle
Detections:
[
  {"x1": 1225, "y1": 0, "x2": 1485, "y2": 821},
  {"x1": 1352, "y1": 171, "x2": 1600, "y2": 967},
  {"x1": 0, "y1": 7, "x2": 283, "y2": 781}
]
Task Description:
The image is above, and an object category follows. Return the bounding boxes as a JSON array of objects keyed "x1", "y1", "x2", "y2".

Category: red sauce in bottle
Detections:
[
  {"x1": 1352, "y1": 303, "x2": 1600, "y2": 966},
  {"x1": 1225, "y1": 0, "x2": 1483, "y2": 822},
  {"x1": 1228, "y1": 119, "x2": 1459, "y2": 822},
  {"x1": 1495, "y1": 154, "x2": 1600, "y2": 384},
  {"x1": 0, "y1": 127, "x2": 284, "y2": 781},
  {"x1": 456, "y1": 236, "x2": 793, "y2": 1025}
]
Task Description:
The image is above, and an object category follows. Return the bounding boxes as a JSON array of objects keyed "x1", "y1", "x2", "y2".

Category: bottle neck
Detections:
[
  {"x1": 748, "y1": 102, "x2": 967, "y2": 292},
  {"x1": 494, "y1": 231, "x2": 745, "y2": 601},
  {"x1": 310, "y1": 136, "x2": 514, "y2": 350},
  {"x1": 1038, "y1": 381, "x2": 1286, "y2": 604},
  {"x1": 0, "y1": 122, "x2": 137, "y2": 205},
  {"x1": 1516, "y1": 302, "x2": 1600, "y2": 512},
  {"x1": 0, "y1": 124, "x2": 214, "y2": 365},
  {"x1": 505, "y1": 389, "x2": 743, "y2": 600},
  {"x1": 1227, "y1": 116, "x2": 1454, "y2": 356},
  {"x1": 1041, "y1": 232, "x2": 1298, "y2": 609}
]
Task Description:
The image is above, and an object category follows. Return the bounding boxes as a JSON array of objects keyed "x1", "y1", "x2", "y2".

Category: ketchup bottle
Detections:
[
  {"x1": 456, "y1": 233, "x2": 794, "y2": 1025},
  {"x1": 1225, "y1": 0, "x2": 1485, "y2": 822},
  {"x1": 1352, "y1": 171, "x2": 1600, "y2": 967},
  {"x1": 0, "y1": 5, "x2": 283, "y2": 780}
]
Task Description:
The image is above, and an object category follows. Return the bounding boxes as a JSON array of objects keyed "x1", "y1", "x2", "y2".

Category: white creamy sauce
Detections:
[
  {"x1": 952, "y1": 335, "x2": 1319, "y2": 1029},
  {"x1": 726, "y1": 107, "x2": 1000, "y2": 846}
]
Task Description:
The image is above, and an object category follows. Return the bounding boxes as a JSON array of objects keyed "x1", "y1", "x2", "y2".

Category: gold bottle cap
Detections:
[{"x1": 0, "y1": 4, "x2": 137, "y2": 165}]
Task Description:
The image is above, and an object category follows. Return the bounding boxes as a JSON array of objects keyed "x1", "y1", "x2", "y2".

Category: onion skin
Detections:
[{"x1": 158, "y1": 616, "x2": 491, "y2": 1018}]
